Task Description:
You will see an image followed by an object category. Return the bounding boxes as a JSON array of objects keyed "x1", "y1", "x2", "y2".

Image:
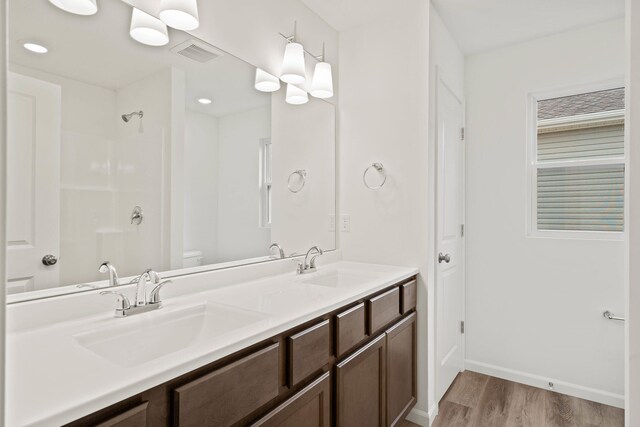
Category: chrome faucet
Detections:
[
  {"x1": 270, "y1": 243, "x2": 285, "y2": 259},
  {"x1": 98, "y1": 262, "x2": 119, "y2": 287},
  {"x1": 130, "y1": 269, "x2": 161, "y2": 306},
  {"x1": 100, "y1": 268, "x2": 172, "y2": 317},
  {"x1": 297, "y1": 246, "x2": 323, "y2": 274}
]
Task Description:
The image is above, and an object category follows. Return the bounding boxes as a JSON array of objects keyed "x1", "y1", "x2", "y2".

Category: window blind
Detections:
[
  {"x1": 537, "y1": 124, "x2": 624, "y2": 162},
  {"x1": 537, "y1": 165, "x2": 624, "y2": 232}
]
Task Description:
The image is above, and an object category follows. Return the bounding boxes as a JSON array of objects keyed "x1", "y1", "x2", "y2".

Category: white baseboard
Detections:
[
  {"x1": 406, "y1": 403, "x2": 438, "y2": 426},
  {"x1": 465, "y1": 359, "x2": 625, "y2": 409}
]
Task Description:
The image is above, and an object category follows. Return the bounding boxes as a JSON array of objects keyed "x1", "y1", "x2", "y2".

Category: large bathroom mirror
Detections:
[{"x1": 6, "y1": 0, "x2": 336, "y2": 301}]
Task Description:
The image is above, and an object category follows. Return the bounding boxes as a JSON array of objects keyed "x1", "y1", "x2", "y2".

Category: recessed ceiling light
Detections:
[
  {"x1": 198, "y1": 98, "x2": 212, "y2": 105},
  {"x1": 23, "y1": 43, "x2": 48, "y2": 54}
]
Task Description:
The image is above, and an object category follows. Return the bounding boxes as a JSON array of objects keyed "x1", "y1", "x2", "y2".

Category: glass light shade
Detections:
[
  {"x1": 280, "y1": 43, "x2": 306, "y2": 85},
  {"x1": 310, "y1": 62, "x2": 333, "y2": 99},
  {"x1": 255, "y1": 68, "x2": 281, "y2": 92},
  {"x1": 48, "y1": 0, "x2": 97, "y2": 15},
  {"x1": 159, "y1": 0, "x2": 199, "y2": 31},
  {"x1": 286, "y1": 84, "x2": 308, "y2": 105},
  {"x1": 130, "y1": 8, "x2": 169, "y2": 47}
]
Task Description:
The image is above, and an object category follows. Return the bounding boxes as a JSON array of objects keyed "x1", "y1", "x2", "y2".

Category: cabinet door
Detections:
[
  {"x1": 252, "y1": 372, "x2": 331, "y2": 427},
  {"x1": 386, "y1": 313, "x2": 417, "y2": 427},
  {"x1": 335, "y1": 334, "x2": 386, "y2": 427}
]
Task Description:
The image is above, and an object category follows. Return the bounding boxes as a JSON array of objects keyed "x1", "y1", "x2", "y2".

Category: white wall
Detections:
[
  {"x1": 626, "y1": 0, "x2": 640, "y2": 423},
  {"x1": 217, "y1": 106, "x2": 271, "y2": 262},
  {"x1": 339, "y1": 0, "x2": 431, "y2": 422},
  {"x1": 428, "y1": 4, "x2": 465, "y2": 420},
  {"x1": 271, "y1": 94, "x2": 335, "y2": 256},
  {"x1": 7, "y1": 65, "x2": 118, "y2": 287},
  {"x1": 184, "y1": 111, "x2": 219, "y2": 264},
  {"x1": 465, "y1": 20, "x2": 626, "y2": 406}
]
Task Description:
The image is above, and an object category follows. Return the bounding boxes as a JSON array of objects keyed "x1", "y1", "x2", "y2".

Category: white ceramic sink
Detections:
[
  {"x1": 74, "y1": 303, "x2": 267, "y2": 367},
  {"x1": 301, "y1": 268, "x2": 377, "y2": 289},
  {"x1": 216, "y1": 282, "x2": 334, "y2": 315}
]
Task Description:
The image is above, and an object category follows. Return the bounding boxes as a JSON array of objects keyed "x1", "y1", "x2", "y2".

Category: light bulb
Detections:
[
  {"x1": 310, "y1": 62, "x2": 333, "y2": 99},
  {"x1": 48, "y1": 0, "x2": 97, "y2": 15},
  {"x1": 159, "y1": 0, "x2": 199, "y2": 31},
  {"x1": 286, "y1": 84, "x2": 308, "y2": 105},
  {"x1": 255, "y1": 68, "x2": 281, "y2": 92},
  {"x1": 280, "y1": 43, "x2": 306, "y2": 85},
  {"x1": 130, "y1": 8, "x2": 169, "y2": 47}
]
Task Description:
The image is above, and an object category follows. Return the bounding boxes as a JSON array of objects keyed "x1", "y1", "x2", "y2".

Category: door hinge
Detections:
[
  {"x1": 461, "y1": 127, "x2": 465, "y2": 141},
  {"x1": 461, "y1": 224, "x2": 465, "y2": 237},
  {"x1": 460, "y1": 321, "x2": 465, "y2": 334}
]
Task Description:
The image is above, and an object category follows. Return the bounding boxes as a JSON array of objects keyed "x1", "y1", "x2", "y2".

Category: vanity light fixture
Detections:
[
  {"x1": 198, "y1": 98, "x2": 212, "y2": 105},
  {"x1": 23, "y1": 42, "x2": 48, "y2": 54},
  {"x1": 130, "y1": 8, "x2": 170, "y2": 47},
  {"x1": 286, "y1": 84, "x2": 308, "y2": 105},
  {"x1": 254, "y1": 68, "x2": 281, "y2": 92},
  {"x1": 309, "y1": 45, "x2": 333, "y2": 99},
  {"x1": 48, "y1": 0, "x2": 97, "y2": 15},
  {"x1": 159, "y1": 0, "x2": 200, "y2": 31}
]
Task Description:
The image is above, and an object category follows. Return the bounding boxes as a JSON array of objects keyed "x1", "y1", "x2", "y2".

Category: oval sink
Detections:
[{"x1": 74, "y1": 303, "x2": 267, "y2": 367}]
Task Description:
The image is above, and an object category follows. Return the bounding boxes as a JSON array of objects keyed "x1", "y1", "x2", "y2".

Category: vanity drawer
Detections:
[
  {"x1": 251, "y1": 372, "x2": 331, "y2": 427},
  {"x1": 173, "y1": 343, "x2": 280, "y2": 427},
  {"x1": 367, "y1": 287, "x2": 401, "y2": 334},
  {"x1": 288, "y1": 320, "x2": 331, "y2": 386},
  {"x1": 336, "y1": 303, "x2": 366, "y2": 357},
  {"x1": 400, "y1": 280, "x2": 417, "y2": 314},
  {"x1": 94, "y1": 402, "x2": 148, "y2": 427}
]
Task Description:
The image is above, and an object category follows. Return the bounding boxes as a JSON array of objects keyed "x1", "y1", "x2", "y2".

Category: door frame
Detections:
[{"x1": 433, "y1": 66, "x2": 467, "y2": 405}]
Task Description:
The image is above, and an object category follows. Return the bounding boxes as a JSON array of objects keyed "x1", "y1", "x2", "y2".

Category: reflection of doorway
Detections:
[
  {"x1": 435, "y1": 72, "x2": 465, "y2": 402},
  {"x1": 6, "y1": 72, "x2": 61, "y2": 293}
]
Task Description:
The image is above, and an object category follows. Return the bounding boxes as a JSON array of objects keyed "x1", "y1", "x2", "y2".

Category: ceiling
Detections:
[
  {"x1": 9, "y1": 0, "x2": 269, "y2": 117},
  {"x1": 301, "y1": 0, "x2": 625, "y2": 55},
  {"x1": 299, "y1": 0, "x2": 399, "y2": 32},
  {"x1": 432, "y1": 0, "x2": 625, "y2": 55}
]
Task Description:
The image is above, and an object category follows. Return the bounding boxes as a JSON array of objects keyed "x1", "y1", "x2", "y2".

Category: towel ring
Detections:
[
  {"x1": 288, "y1": 169, "x2": 307, "y2": 193},
  {"x1": 363, "y1": 163, "x2": 386, "y2": 190}
]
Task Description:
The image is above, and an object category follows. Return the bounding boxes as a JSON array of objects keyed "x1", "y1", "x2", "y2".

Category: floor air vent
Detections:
[{"x1": 171, "y1": 39, "x2": 223, "y2": 63}]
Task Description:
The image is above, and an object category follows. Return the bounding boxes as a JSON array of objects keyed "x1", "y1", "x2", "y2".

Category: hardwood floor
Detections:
[{"x1": 428, "y1": 371, "x2": 624, "y2": 427}]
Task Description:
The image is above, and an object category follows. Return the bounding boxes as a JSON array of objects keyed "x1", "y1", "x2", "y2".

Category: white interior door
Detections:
[
  {"x1": 436, "y1": 76, "x2": 465, "y2": 401},
  {"x1": 6, "y1": 72, "x2": 61, "y2": 293}
]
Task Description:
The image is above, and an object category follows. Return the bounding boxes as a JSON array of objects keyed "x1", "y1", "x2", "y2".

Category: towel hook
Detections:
[{"x1": 363, "y1": 163, "x2": 386, "y2": 190}]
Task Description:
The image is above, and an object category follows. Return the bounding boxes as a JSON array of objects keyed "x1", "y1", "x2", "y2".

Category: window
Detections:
[
  {"x1": 259, "y1": 138, "x2": 272, "y2": 227},
  {"x1": 530, "y1": 87, "x2": 625, "y2": 236}
]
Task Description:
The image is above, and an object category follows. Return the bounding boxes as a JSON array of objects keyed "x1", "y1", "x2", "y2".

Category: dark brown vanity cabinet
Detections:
[
  {"x1": 335, "y1": 312, "x2": 417, "y2": 427},
  {"x1": 66, "y1": 276, "x2": 418, "y2": 427}
]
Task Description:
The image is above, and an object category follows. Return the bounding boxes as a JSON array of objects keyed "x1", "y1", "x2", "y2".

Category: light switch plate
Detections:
[
  {"x1": 340, "y1": 215, "x2": 351, "y2": 232},
  {"x1": 328, "y1": 214, "x2": 336, "y2": 232}
]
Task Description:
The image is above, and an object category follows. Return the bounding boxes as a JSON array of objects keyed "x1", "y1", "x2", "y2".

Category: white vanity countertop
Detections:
[{"x1": 6, "y1": 260, "x2": 418, "y2": 427}]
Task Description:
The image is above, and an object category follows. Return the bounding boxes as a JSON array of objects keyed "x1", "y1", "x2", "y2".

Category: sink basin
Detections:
[
  {"x1": 302, "y1": 271, "x2": 372, "y2": 288},
  {"x1": 74, "y1": 303, "x2": 266, "y2": 367},
  {"x1": 217, "y1": 283, "x2": 333, "y2": 315}
]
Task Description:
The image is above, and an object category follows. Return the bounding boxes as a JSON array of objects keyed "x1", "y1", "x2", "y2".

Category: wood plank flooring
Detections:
[{"x1": 427, "y1": 371, "x2": 624, "y2": 427}]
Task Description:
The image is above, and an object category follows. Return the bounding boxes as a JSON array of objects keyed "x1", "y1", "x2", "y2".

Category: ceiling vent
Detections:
[{"x1": 170, "y1": 39, "x2": 224, "y2": 63}]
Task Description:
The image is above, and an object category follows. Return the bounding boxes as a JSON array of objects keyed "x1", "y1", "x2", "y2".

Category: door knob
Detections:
[
  {"x1": 42, "y1": 254, "x2": 58, "y2": 266},
  {"x1": 438, "y1": 253, "x2": 451, "y2": 264}
]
